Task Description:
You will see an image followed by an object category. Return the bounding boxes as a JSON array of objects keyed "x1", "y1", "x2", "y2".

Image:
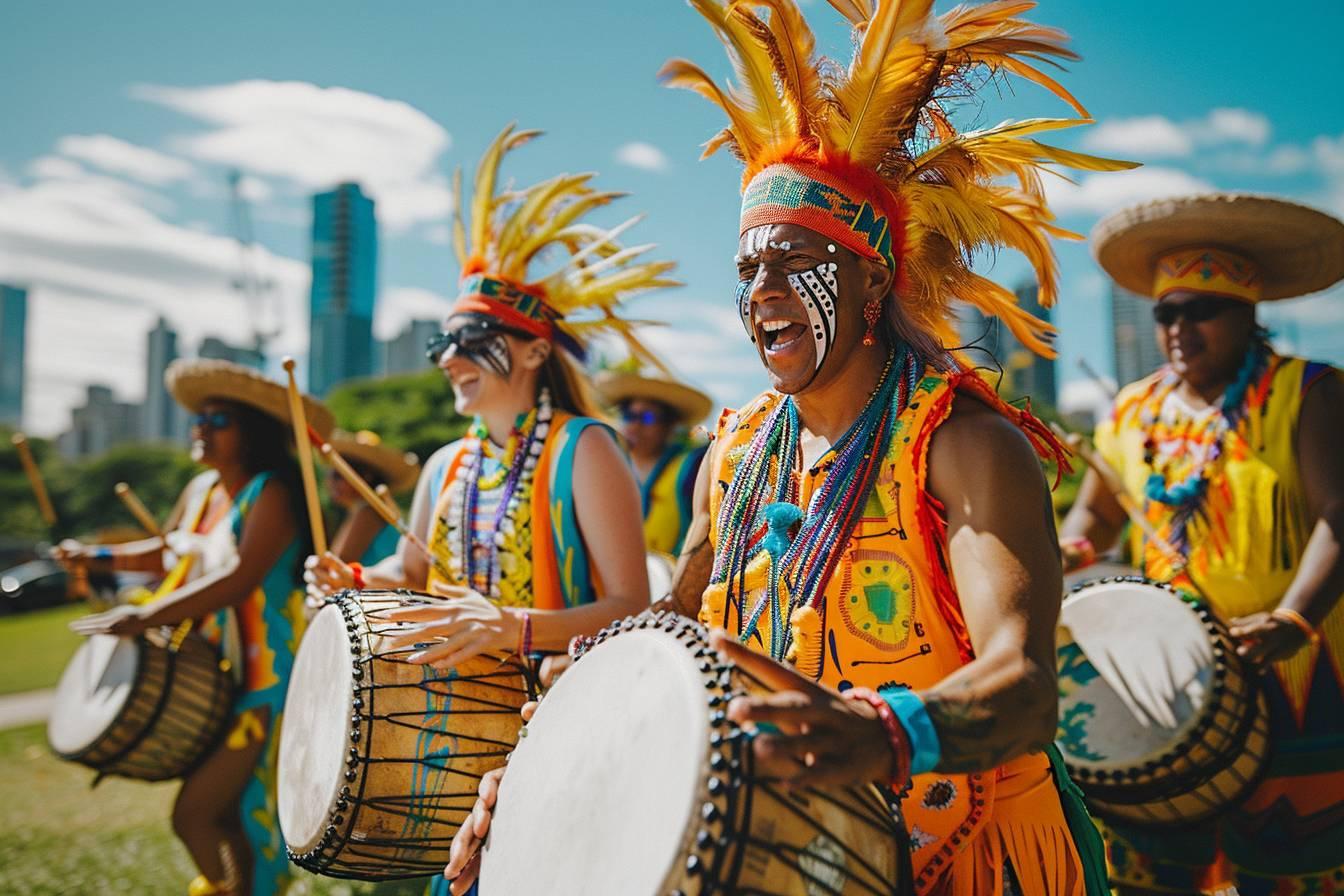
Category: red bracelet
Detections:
[
  {"x1": 844, "y1": 687, "x2": 912, "y2": 791},
  {"x1": 1060, "y1": 535, "x2": 1097, "y2": 570},
  {"x1": 1272, "y1": 607, "x2": 1320, "y2": 646},
  {"x1": 349, "y1": 562, "x2": 366, "y2": 591},
  {"x1": 516, "y1": 611, "x2": 533, "y2": 656}
]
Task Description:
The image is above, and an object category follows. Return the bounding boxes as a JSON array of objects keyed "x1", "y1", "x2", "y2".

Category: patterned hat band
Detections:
[
  {"x1": 739, "y1": 163, "x2": 896, "y2": 270},
  {"x1": 1154, "y1": 247, "x2": 1262, "y2": 303},
  {"x1": 451, "y1": 273, "x2": 560, "y2": 340}
]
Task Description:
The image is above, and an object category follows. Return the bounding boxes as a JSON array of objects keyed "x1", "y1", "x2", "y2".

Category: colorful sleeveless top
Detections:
[
  {"x1": 641, "y1": 441, "x2": 707, "y2": 556},
  {"x1": 426, "y1": 412, "x2": 608, "y2": 609},
  {"x1": 1096, "y1": 354, "x2": 1344, "y2": 773},
  {"x1": 703, "y1": 369, "x2": 1069, "y2": 893}
]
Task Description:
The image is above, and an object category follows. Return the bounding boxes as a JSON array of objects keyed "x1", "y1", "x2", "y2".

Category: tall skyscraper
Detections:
[
  {"x1": 199, "y1": 336, "x2": 265, "y2": 370},
  {"x1": 379, "y1": 318, "x2": 440, "y2": 376},
  {"x1": 957, "y1": 280, "x2": 1057, "y2": 408},
  {"x1": 143, "y1": 317, "x2": 185, "y2": 442},
  {"x1": 1110, "y1": 283, "x2": 1166, "y2": 388},
  {"x1": 57, "y1": 384, "x2": 142, "y2": 459},
  {"x1": 309, "y1": 183, "x2": 377, "y2": 396},
  {"x1": 0, "y1": 285, "x2": 27, "y2": 427}
]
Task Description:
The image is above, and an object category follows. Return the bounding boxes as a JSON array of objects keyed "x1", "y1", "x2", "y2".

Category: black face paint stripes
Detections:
[{"x1": 788, "y1": 261, "x2": 840, "y2": 372}]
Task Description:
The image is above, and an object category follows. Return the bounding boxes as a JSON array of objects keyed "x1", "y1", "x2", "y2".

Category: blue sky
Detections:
[{"x1": 2, "y1": 0, "x2": 1342, "y2": 435}]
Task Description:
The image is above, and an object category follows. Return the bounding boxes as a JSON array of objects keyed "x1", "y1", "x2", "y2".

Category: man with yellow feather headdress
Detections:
[{"x1": 445, "y1": 2, "x2": 1135, "y2": 894}]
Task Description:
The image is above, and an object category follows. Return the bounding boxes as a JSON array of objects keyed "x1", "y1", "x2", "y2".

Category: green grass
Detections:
[
  {"x1": 0, "y1": 603, "x2": 86, "y2": 695},
  {"x1": 0, "y1": 724, "x2": 434, "y2": 895}
]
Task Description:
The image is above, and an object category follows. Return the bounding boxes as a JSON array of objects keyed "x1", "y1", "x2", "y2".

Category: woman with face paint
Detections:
[{"x1": 305, "y1": 124, "x2": 669, "y2": 686}]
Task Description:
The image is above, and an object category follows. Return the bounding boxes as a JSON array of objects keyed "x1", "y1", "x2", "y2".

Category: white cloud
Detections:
[
  {"x1": 27, "y1": 155, "x2": 86, "y2": 180},
  {"x1": 1195, "y1": 108, "x2": 1271, "y2": 147},
  {"x1": 614, "y1": 142, "x2": 672, "y2": 174},
  {"x1": 0, "y1": 173, "x2": 310, "y2": 435},
  {"x1": 131, "y1": 80, "x2": 453, "y2": 231},
  {"x1": 1046, "y1": 167, "x2": 1216, "y2": 216},
  {"x1": 1082, "y1": 116, "x2": 1192, "y2": 158},
  {"x1": 422, "y1": 224, "x2": 452, "y2": 246},
  {"x1": 1265, "y1": 145, "x2": 1312, "y2": 175},
  {"x1": 234, "y1": 173, "x2": 273, "y2": 202},
  {"x1": 373, "y1": 286, "x2": 450, "y2": 341},
  {"x1": 1059, "y1": 378, "x2": 1116, "y2": 422},
  {"x1": 56, "y1": 134, "x2": 196, "y2": 185}
]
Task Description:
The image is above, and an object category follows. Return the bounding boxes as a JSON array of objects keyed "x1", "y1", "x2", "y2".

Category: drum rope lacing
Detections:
[{"x1": 288, "y1": 589, "x2": 537, "y2": 880}]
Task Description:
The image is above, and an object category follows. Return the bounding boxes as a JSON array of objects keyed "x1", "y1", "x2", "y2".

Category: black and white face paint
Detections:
[
  {"x1": 734, "y1": 227, "x2": 774, "y2": 343},
  {"x1": 430, "y1": 314, "x2": 519, "y2": 378},
  {"x1": 787, "y1": 261, "x2": 840, "y2": 372}
]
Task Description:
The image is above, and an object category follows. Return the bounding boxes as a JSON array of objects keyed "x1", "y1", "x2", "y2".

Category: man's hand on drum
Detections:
[
  {"x1": 711, "y1": 633, "x2": 896, "y2": 788},
  {"x1": 1230, "y1": 611, "x2": 1312, "y2": 665},
  {"x1": 303, "y1": 552, "x2": 356, "y2": 605},
  {"x1": 379, "y1": 586, "x2": 523, "y2": 670},
  {"x1": 443, "y1": 765, "x2": 504, "y2": 893},
  {"x1": 69, "y1": 604, "x2": 149, "y2": 637}
]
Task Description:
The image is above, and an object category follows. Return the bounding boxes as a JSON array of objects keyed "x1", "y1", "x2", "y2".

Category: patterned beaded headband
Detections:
[
  {"x1": 451, "y1": 273, "x2": 562, "y2": 341},
  {"x1": 1153, "y1": 247, "x2": 1262, "y2": 303}
]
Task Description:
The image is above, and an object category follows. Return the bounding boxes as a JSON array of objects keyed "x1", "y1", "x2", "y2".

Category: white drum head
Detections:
[
  {"x1": 1057, "y1": 580, "x2": 1212, "y2": 770},
  {"x1": 49, "y1": 634, "x2": 139, "y2": 755},
  {"x1": 480, "y1": 629, "x2": 708, "y2": 895},
  {"x1": 278, "y1": 604, "x2": 355, "y2": 852}
]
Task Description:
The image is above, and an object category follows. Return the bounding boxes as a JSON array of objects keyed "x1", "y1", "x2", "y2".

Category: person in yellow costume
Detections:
[
  {"x1": 1060, "y1": 194, "x2": 1344, "y2": 896},
  {"x1": 596, "y1": 367, "x2": 711, "y2": 557},
  {"x1": 443, "y1": 2, "x2": 1134, "y2": 893}
]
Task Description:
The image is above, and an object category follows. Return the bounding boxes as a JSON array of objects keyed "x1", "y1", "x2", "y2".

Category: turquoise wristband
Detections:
[
  {"x1": 93, "y1": 546, "x2": 113, "y2": 561},
  {"x1": 878, "y1": 686, "x2": 941, "y2": 775}
]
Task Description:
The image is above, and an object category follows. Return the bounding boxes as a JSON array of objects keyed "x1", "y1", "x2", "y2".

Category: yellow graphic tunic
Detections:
[
  {"x1": 1095, "y1": 355, "x2": 1344, "y2": 881},
  {"x1": 704, "y1": 370, "x2": 1086, "y2": 896}
]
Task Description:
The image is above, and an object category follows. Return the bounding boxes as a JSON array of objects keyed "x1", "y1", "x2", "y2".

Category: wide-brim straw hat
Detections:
[
  {"x1": 596, "y1": 371, "x2": 713, "y2": 426},
  {"x1": 1092, "y1": 193, "x2": 1344, "y2": 301},
  {"x1": 166, "y1": 359, "x2": 335, "y2": 441},
  {"x1": 328, "y1": 430, "x2": 421, "y2": 493}
]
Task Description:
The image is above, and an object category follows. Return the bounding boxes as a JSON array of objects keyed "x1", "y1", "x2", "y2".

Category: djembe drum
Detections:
[
  {"x1": 1055, "y1": 576, "x2": 1271, "y2": 824},
  {"x1": 48, "y1": 626, "x2": 235, "y2": 781},
  {"x1": 479, "y1": 611, "x2": 910, "y2": 895},
  {"x1": 278, "y1": 589, "x2": 530, "y2": 879}
]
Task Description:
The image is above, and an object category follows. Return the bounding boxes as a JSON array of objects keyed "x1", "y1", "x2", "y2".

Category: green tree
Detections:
[{"x1": 324, "y1": 368, "x2": 470, "y2": 465}]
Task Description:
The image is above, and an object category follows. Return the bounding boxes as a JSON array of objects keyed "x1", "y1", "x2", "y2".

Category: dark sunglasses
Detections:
[
  {"x1": 189, "y1": 411, "x2": 234, "y2": 430},
  {"x1": 425, "y1": 319, "x2": 531, "y2": 364},
  {"x1": 1153, "y1": 296, "x2": 1238, "y2": 327},
  {"x1": 620, "y1": 407, "x2": 666, "y2": 425}
]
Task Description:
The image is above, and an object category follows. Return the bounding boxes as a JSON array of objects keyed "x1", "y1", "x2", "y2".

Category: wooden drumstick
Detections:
[
  {"x1": 374, "y1": 483, "x2": 401, "y2": 517},
  {"x1": 281, "y1": 358, "x2": 328, "y2": 556},
  {"x1": 12, "y1": 433, "x2": 57, "y2": 528},
  {"x1": 115, "y1": 482, "x2": 163, "y2": 538},
  {"x1": 1051, "y1": 422, "x2": 1186, "y2": 570}
]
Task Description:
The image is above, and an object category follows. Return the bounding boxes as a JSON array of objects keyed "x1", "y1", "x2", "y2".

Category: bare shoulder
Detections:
[
  {"x1": 1301, "y1": 365, "x2": 1344, "y2": 425},
  {"x1": 929, "y1": 393, "x2": 1044, "y2": 489}
]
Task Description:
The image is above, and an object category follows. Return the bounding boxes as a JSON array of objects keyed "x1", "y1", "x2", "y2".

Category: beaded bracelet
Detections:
[
  {"x1": 1272, "y1": 607, "x2": 1320, "y2": 646},
  {"x1": 843, "y1": 687, "x2": 912, "y2": 790},
  {"x1": 349, "y1": 562, "x2": 366, "y2": 591},
  {"x1": 516, "y1": 611, "x2": 533, "y2": 657},
  {"x1": 1060, "y1": 535, "x2": 1096, "y2": 570},
  {"x1": 93, "y1": 546, "x2": 114, "y2": 561}
]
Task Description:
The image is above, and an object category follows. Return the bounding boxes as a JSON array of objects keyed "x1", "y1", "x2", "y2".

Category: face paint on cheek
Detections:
[
  {"x1": 457, "y1": 333, "x2": 513, "y2": 378},
  {"x1": 787, "y1": 261, "x2": 840, "y2": 372},
  {"x1": 736, "y1": 279, "x2": 755, "y2": 343}
]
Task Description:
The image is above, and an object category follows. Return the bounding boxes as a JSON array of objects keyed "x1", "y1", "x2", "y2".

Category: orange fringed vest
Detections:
[{"x1": 703, "y1": 368, "x2": 1070, "y2": 892}]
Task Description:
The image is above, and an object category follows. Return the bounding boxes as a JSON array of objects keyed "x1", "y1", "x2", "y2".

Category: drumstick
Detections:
[
  {"x1": 1050, "y1": 422, "x2": 1186, "y2": 570},
  {"x1": 281, "y1": 358, "x2": 328, "y2": 556},
  {"x1": 374, "y1": 483, "x2": 401, "y2": 517},
  {"x1": 12, "y1": 433, "x2": 57, "y2": 528},
  {"x1": 308, "y1": 429, "x2": 449, "y2": 580},
  {"x1": 114, "y1": 482, "x2": 163, "y2": 538}
]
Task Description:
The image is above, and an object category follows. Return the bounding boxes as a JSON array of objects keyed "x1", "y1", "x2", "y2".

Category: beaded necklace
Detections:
[
  {"x1": 712, "y1": 346, "x2": 921, "y2": 660},
  {"x1": 1141, "y1": 339, "x2": 1270, "y2": 553},
  {"x1": 446, "y1": 389, "x2": 552, "y2": 599}
]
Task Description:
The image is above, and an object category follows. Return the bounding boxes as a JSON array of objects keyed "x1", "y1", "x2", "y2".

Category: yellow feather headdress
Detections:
[
  {"x1": 449, "y1": 124, "x2": 680, "y2": 369},
  {"x1": 660, "y1": 0, "x2": 1138, "y2": 356}
]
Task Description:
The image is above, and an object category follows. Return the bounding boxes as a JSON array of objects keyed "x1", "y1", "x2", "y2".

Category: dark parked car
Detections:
[{"x1": 0, "y1": 560, "x2": 124, "y2": 614}]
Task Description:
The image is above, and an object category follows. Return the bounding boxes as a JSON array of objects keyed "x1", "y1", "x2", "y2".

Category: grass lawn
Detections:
[
  {"x1": 0, "y1": 603, "x2": 86, "y2": 695},
  {"x1": 0, "y1": 724, "x2": 432, "y2": 895}
]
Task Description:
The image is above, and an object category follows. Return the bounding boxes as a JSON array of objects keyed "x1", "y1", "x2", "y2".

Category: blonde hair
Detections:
[{"x1": 541, "y1": 351, "x2": 607, "y2": 421}]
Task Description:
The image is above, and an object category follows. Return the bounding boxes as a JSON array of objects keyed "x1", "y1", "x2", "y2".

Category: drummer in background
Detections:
[
  {"x1": 325, "y1": 429, "x2": 419, "y2": 566},
  {"x1": 1060, "y1": 195, "x2": 1344, "y2": 895},
  {"x1": 595, "y1": 366, "x2": 710, "y2": 557},
  {"x1": 304, "y1": 127, "x2": 664, "y2": 699},
  {"x1": 66, "y1": 359, "x2": 330, "y2": 896},
  {"x1": 446, "y1": 2, "x2": 1134, "y2": 892}
]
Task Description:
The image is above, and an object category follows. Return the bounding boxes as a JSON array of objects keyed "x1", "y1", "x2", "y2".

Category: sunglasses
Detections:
[
  {"x1": 425, "y1": 319, "x2": 532, "y2": 364},
  {"x1": 620, "y1": 408, "x2": 666, "y2": 425},
  {"x1": 1153, "y1": 296, "x2": 1238, "y2": 327},
  {"x1": 189, "y1": 411, "x2": 234, "y2": 430}
]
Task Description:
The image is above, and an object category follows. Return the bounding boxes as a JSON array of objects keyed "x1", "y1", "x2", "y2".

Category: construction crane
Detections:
[{"x1": 227, "y1": 169, "x2": 280, "y2": 356}]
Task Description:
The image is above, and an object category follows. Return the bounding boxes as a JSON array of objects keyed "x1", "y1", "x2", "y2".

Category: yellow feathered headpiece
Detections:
[
  {"x1": 449, "y1": 124, "x2": 680, "y2": 368},
  {"x1": 660, "y1": 0, "x2": 1138, "y2": 356}
]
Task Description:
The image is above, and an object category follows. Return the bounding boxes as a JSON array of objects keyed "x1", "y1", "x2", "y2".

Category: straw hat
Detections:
[
  {"x1": 166, "y1": 359, "x2": 335, "y2": 440},
  {"x1": 328, "y1": 430, "x2": 421, "y2": 493},
  {"x1": 1092, "y1": 193, "x2": 1344, "y2": 301},
  {"x1": 596, "y1": 371, "x2": 713, "y2": 426}
]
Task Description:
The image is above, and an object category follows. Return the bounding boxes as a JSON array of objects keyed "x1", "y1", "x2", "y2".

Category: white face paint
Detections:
[{"x1": 787, "y1": 261, "x2": 841, "y2": 372}]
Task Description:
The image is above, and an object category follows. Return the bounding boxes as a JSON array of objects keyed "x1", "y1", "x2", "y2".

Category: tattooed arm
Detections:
[
  {"x1": 921, "y1": 398, "x2": 1063, "y2": 773},
  {"x1": 654, "y1": 440, "x2": 716, "y2": 620}
]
